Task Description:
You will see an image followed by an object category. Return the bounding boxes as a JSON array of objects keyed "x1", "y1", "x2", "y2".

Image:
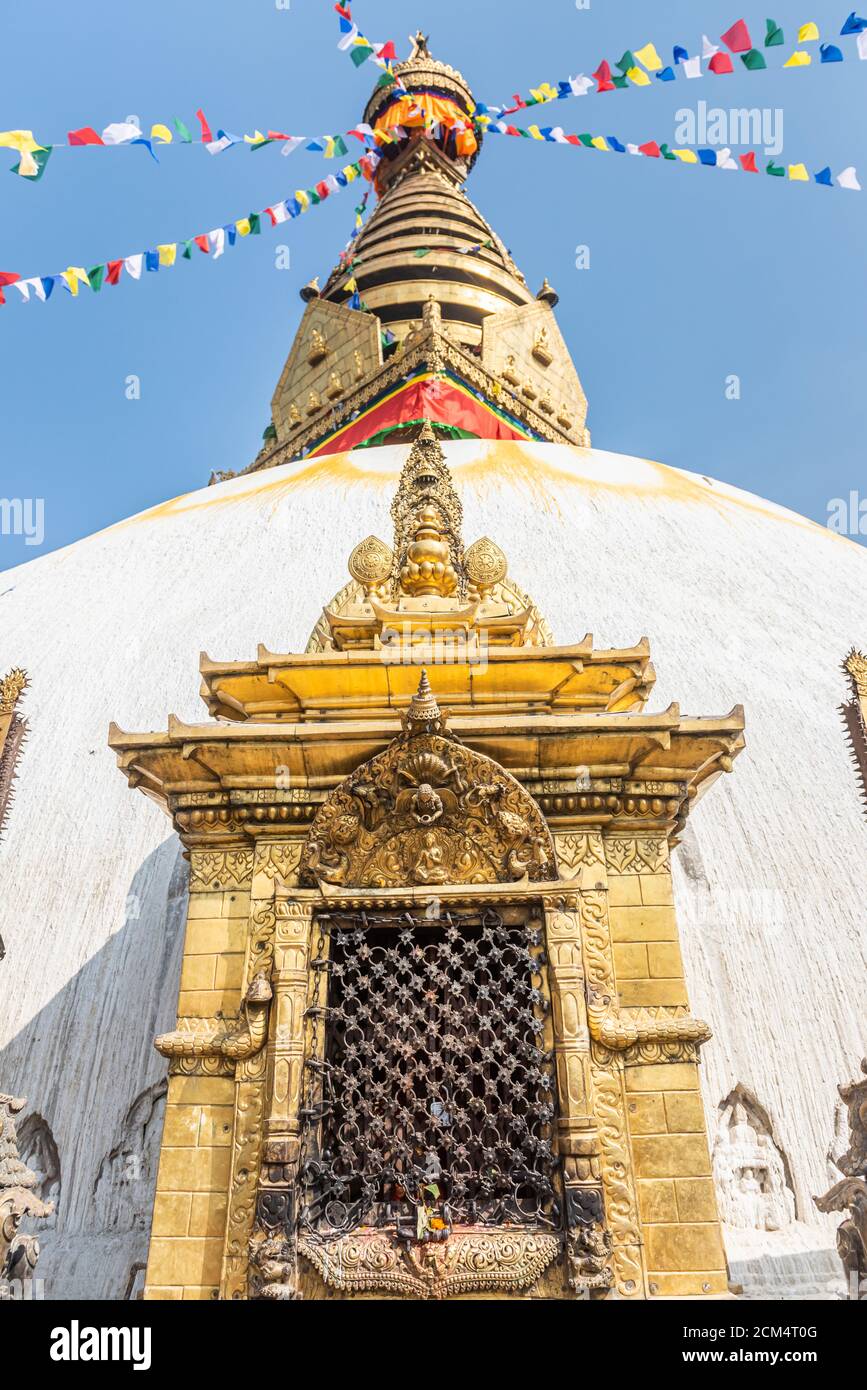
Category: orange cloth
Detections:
[{"x1": 374, "y1": 93, "x2": 478, "y2": 156}]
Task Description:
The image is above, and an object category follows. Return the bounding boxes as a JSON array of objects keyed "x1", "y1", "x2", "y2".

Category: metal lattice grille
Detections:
[{"x1": 299, "y1": 910, "x2": 559, "y2": 1239}]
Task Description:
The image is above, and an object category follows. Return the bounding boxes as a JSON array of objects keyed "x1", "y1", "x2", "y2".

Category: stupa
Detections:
[{"x1": 0, "y1": 35, "x2": 864, "y2": 1301}]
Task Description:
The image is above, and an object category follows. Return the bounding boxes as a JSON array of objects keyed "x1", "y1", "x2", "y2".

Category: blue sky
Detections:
[{"x1": 1, "y1": 0, "x2": 865, "y2": 570}]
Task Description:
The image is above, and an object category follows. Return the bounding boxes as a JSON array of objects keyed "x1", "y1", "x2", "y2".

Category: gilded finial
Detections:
[
  {"x1": 408, "y1": 31, "x2": 430, "y2": 59},
  {"x1": 536, "y1": 277, "x2": 559, "y2": 308},
  {"x1": 403, "y1": 668, "x2": 445, "y2": 736}
]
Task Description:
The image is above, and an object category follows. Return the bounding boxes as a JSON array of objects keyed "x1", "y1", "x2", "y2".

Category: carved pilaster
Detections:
[
  {"x1": 578, "y1": 885, "x2": 645, "y2": 1299},
  {"x1": 543, "y1": 895, "x2": 612, "y2": 1294},
  {"x1": 219, "y1": 840, "x2": 302, "y2": 1300}
]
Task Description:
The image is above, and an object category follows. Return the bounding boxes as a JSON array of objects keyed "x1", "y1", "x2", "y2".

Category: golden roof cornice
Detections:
[
  {"x1": 196, "y1": 640, "x2": 656, "y2": 723},
  {"x1": 108, "y1": 702, "x2": 745, "y2": 850}
]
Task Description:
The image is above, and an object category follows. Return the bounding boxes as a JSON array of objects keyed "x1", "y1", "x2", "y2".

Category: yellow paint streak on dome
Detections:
[{"x1": 110, "y1": 440, "x2": 858, "y2": 553}]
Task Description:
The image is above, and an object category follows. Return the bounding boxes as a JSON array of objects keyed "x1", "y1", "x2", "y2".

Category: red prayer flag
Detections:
[
  {"x1": 316, "y1": 180, "x2": 331, "y2": 199},
  {"x1": 565, "y1": 134, "x2": 581, "y2": 145},
  {"x1": 708, "y1": 52, "x2": 735, "y2": 73},
  {"x1": 720, "y1": 19, "x2": 752, "y2": 52},
  {"x1": 194, "y1": 234, "x2": 210, "y2": 253},
  {"x1": 335, "y1": 3, "x2": 352, "y2": 19},
  {"x1": 592, "y1": 60, "x2": 615, "y2": 92},
  {"x1": 378, "y1": 41, "x2": 396, "y2": 61},
  {"x1": 195, "y1": 108, "x2": 213, "y2": 144},
  {"x1": 67, "y1": 126, "x2": 104, "y2": 145},
  {"x1": 106, "y1": 259, "x2": 123, "y2": 284},
  {"x1": 639, "y1": 141, "x2": 661, "y2": 158},
  {"x1": 0, "y1": 271, "x2": 21, "y2": 286},
  {"x1": 739, "y1": 151, "x2": 759, "y2": 172}
]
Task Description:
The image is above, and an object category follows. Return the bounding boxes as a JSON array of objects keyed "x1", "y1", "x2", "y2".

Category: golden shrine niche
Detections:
[{"x1": 111, "y1": 427, "x2": 745, "y2": 1300}]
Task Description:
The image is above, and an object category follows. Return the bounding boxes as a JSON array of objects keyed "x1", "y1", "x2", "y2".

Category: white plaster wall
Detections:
[{"x1": 1, "y1": 440, "x2": 864, "y2": 1298}]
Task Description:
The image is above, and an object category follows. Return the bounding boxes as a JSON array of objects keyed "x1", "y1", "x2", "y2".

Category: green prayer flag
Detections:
[
  {"x1": 765, "y1": 20, "x2": 784, "y2": 47},
  {"x1": 87, "y1": 264, "x2": 105, "y2": 293},
  {"x1": 350, "y1": 43, "x2": 374, "y2": 67},
  {"x1": 659, "y1": 143, "x2": 676, "y2": 160},
  {"x1": 578, "y1": 133, "x2": 594, "y2": 147},
  {"x1": 413, "y1": 247, "x2": 432, "y2": 257},
  {"x1": 309, "y1": 189, "x2": 321, "y2": 204},
  {"x1": 612, "y1": 74, "x2": 628, "y2": 89},
  {"x1": 10, "y1": 145, "x2": 52, "y2": 181},
  {"x1": 616, "y1": 50, "x2": 636, "y2": 74},
  {"x1": 173, "y1": 117, "x2": 193, "y2": 143},
  {"x1": 333, "y1": 135, "x2": 348, "y2": 157},
  {"x1": 766, "y1": 160, "x2": 785, "y2": 176},
  {"x1": 182, "y1": 240, "x2": 194, "y2": 260},
  {"x1": 248, "y1": 213, "x2": 261, "y2": 235},
  {"x1": 741, "y1": 48, "x2": 767, "y2": 69}
]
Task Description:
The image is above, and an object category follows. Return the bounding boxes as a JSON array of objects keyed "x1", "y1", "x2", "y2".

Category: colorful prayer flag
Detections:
[{"x1": 720, "y1": 19, "x2": 752, "y2": 52}]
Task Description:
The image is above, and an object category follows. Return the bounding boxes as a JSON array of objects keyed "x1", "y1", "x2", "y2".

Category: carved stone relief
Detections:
[{"x1": 713, "y1": 1087, "x2": 796, "y2": 1231}]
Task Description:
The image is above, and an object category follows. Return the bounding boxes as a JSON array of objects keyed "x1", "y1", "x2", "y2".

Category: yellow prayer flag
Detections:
[
  {"x1": 157, "y1": 243, "x2": 177, "y2": 266},
  {"x1": 244, "y1": 130, "x2": 267, "y2": 145},
  {"x1": 797, "y1": 22, "x2": 819, "y2": 41},
  {"x1": 527, "y1": 125, "x2": 544, "y2": 140},
  {"x1": 591, "y1": 136, "x2": 609, "y2": 151},
  {"x1": 344, "y1": 165, "x2": 358, "y2": 182},
  {"x1": 530, "y1": 82, "x2": 557, "y2": 103},
  {"x1": 788, "y1": 163, "x2": 809, "y2": 181},
  {"x1": 672, "y1": 148, "x2": 699, "y2": 163},
  {"x1": 626, "y1": 66, "x2": 651, "y2": 86},
  {"x1": 634, "y1": 42, "x2": 663, "y2": 71},
  {"x1": 235, "y1": 218, "x2": 251, "y2": 237},
  {"x1": 295, "y1": 190, "x2": 309, "y2": 209},
  {"x1": 784, "y1": 49, "x2": 811, "y2": 65},
  {"x1": 63, "y1": 267, "x2": 87, "y2": 296},
  {"x1": 150, "y1": 123, "x2": 173, "y2": 144},
  {"x1": 324, "y1": 137, "x2": 336, "y2": 158},
  {"x1": 0, "y1": 129, "x2": 44, "y2": 154}
]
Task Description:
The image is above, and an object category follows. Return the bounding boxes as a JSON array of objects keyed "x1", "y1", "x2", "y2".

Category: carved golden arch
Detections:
[{"x1": 299, "y1": 673, "x2": 556, "y2": 891}]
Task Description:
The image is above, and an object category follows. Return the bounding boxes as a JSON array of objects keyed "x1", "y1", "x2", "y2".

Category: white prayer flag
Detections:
[
  {"x1": 208, "y1": 228, "x2": 226, "y2": 258},
  {"x1": 337, "y1": 23, "x2": 359, "y2": 50},
  {"x1": 702, "y1": 35, "x2": 719, "y2": 59},
  {"x1": 683, "y1": 56, "x2": 702, "y2": 79},
  {"x1": 837, "y1": 166, "x2": 861, "y2": 190},
  {"x1": 124, "y1": 254, "x2": 144, "y2": 280},
  {"x1": 102, "y1": 122, "x2": 142, "y2": 145}
]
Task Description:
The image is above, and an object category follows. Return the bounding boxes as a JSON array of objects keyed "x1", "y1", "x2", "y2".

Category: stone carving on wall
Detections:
[
  {"x1": 91, "y1": 1082, "x2": 166, "y2": 1234},
  {"x1": 301, "y1": 671, "x2": 555, "y2": 889},
  {"x1": 16, "y1": 1113, "x2": 61, "y2": 1230},
  {"x1": 0, "y1": 1095, "x2": 54, "y2": 1298},
  {"x1": 713, "y1": 1087, "x2": 796, "y2": 1231},
  {"x1": 814, "y1": 1058, "x2": 867, "y2": 1297}
]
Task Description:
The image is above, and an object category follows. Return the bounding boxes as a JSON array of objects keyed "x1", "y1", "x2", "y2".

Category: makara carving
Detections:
[
  {"x1": 301, "y1": 671, "x2": 555, "y2": 888},
  {"x1": 155, "y1": 972, "x2": 272, "y2": 1071}
]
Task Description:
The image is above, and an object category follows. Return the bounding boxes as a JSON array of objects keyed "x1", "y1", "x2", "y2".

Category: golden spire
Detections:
[{"x1": 403, "y1": 669, "x2": 445, "y2": 736}]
